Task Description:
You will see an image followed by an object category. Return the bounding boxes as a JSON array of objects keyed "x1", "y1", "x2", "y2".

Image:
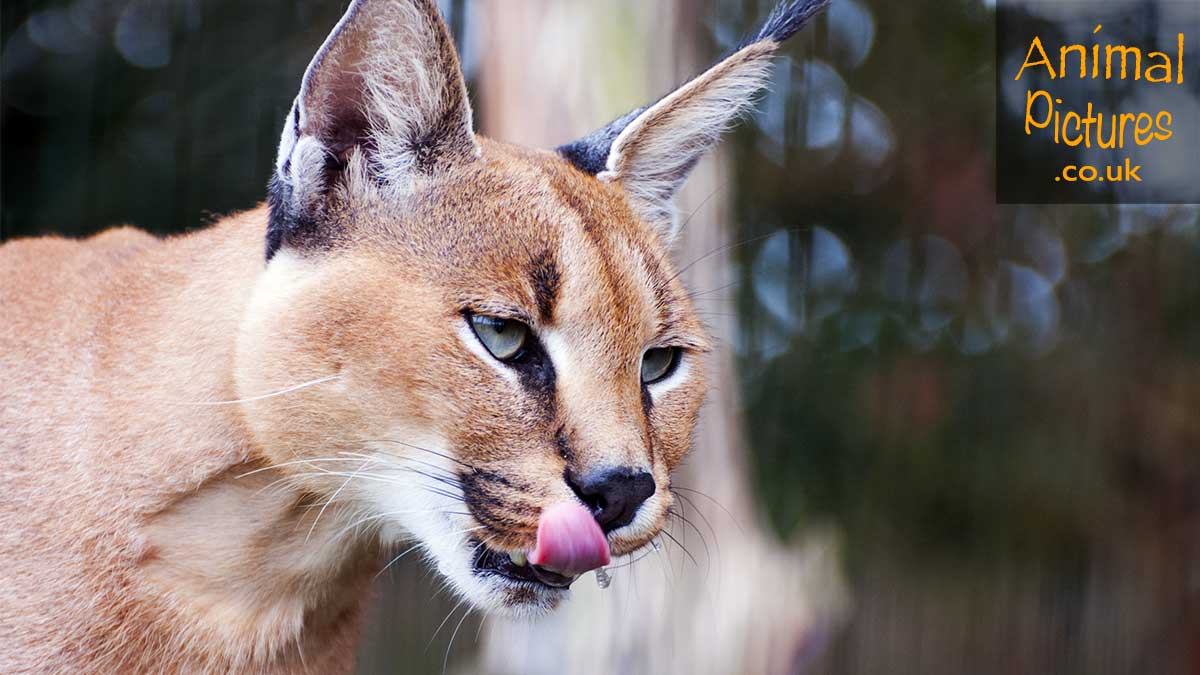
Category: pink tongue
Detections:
[{"x1": 527, "y1": 501, "x2": 611, "y2": 575}]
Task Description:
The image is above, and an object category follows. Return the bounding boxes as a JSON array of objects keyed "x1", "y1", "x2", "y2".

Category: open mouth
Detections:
[{"x1": 470, "y1": 538, "x2": 578, "y2": 589}]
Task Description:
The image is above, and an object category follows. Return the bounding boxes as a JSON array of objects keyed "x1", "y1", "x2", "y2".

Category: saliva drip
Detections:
[{"x1": 594, "y1": 566, "x2": 611, "y2": 589}]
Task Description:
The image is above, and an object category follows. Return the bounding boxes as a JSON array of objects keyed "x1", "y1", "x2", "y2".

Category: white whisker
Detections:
[
  {"x1": 331, "y1": 507, "x2": 471, "y2": 543},
  {"x1": 173, "y1": 374, "x2": 342, "y2": 406},
  {"x1": 307, "y1": 457, "x2": 379, "y2": 542},
  {"x1": 443, "y1": 606, "x2": 473, "y2": 675},
  {"x1": 235, "y1": 456, "x2": 371, "y2": 479},
  {"x1": 340, "y1": 450, "x2": 460, "y2": 481},
  {"x1": 427, "y1": 598, "x2": 468, "y2": 654}
]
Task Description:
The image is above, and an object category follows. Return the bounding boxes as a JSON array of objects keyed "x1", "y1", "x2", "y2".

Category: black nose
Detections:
[{"x1": 568, "y1": 468, "x2": 656, "y2": 533}]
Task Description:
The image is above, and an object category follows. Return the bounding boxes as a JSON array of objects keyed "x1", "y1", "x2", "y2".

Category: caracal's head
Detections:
[{"x1": 234, "y1": 0, "x2": 827, "y2": 616}]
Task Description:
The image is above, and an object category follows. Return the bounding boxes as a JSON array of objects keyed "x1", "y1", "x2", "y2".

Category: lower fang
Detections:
[
  {"x1": 509, "y1": 551, "x2": 527, "y2": 567},
  {"x1": 595, "y1": 567, "x2": 611, "y2": 589}
]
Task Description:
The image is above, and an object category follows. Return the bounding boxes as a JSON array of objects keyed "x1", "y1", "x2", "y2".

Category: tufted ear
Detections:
[
  {"x1": 558, "y1": 0, "x2": 828, "y2": 241},
  {"x1": 267, "y1": 0, "x2": 478, "y2": 260}
]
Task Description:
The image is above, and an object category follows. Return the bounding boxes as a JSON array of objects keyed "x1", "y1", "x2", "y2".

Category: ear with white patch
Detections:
[
  {"x1": 267, "y1": 0, "x2": 478, "y2": 259},
  {"x1": 558, "y1": 0, "x2": 828, "y2": 240}
]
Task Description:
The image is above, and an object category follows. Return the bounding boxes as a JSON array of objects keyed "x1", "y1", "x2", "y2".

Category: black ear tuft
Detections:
[
  {"x1": 556, "y1": 106, "x2": 646, "y2": 175},
  {"x1": 556, "y1": 0, "x2": 828, "y2": 179},
  {"x1": 554, "y1": 0, "x2": 828, "y2": 237},
  {"x1": 748, "y1": 0, "x2": 830, "y2": 46}
]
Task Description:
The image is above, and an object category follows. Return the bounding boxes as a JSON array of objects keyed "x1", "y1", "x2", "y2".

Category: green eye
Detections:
[
  {"x1": 641, "y1": 347, "x2": 680, "y2": 384},
  {"x1": 468, "y1": 314, "x2": 529, "y2": 362}
]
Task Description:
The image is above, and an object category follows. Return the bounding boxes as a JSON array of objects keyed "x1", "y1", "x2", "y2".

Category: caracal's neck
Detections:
[
  {"x1": 140, "y1": 465, "x2": 379, "y2": 672},
  {"x1": 127, "y1": 207, "x2": 379, "y2": 671}
]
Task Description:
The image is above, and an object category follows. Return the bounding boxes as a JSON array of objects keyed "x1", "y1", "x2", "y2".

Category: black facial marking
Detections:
[
  {"x1": 509, "y1": 332, "x2": 557, "y2": 418},
  {"x1": 556, "y1": 106, "x2": 646, "y2": 175},
  {"x1": 461, "y1": 471, "x2": 539, "y2": 532},
  {"x1": 640, "y1": 388, "x2": 658, "y2": 470},
  {"x1": 530, "y1": 252, "x2": 561, "y2": 324},
  {"x1": 464, "y1": 492, "x2": 528, "y2": 531},
  {"x1": 465, "y1": 467, "x2": 520, "y2": 491}
]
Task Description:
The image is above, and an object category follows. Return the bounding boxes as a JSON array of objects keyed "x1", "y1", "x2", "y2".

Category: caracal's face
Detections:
[
  {"x1": 232, "y1": 0, "x2": 818, "y2": 616},
  {"x1": 237, "y1": 140, "x2": 708, "y2": 614}
]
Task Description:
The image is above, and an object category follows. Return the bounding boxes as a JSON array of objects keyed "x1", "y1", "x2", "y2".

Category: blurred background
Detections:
[{"x1": 3, "y1": 0, "x2": 1199, "y2": 673}]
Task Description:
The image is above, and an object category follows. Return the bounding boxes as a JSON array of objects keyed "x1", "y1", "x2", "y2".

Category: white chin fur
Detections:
[
  {"x1": 361, "y1": 435, "x2": 564, "y2": 616},
  {"x1": 415, "y1": 533, "x2": 568, "y2": 617}
]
